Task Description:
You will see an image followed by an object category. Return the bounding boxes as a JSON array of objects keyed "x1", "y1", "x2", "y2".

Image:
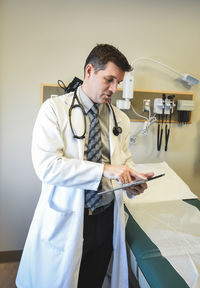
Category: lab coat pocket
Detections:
[{"x1": 41, "y1": 204, "x2": 74, "y2": 252}]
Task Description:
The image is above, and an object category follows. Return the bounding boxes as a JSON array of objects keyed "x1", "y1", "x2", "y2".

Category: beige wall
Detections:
[{"x1": 0, "y1": 0, "x2": 200, "y2": 250}]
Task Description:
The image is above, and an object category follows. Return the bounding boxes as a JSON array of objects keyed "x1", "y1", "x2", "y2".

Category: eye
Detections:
[{"x1": 104, "y1": 77, "x2": 114, "y2": 83}]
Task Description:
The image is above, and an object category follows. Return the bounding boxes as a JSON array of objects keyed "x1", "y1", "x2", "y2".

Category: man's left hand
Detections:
[{"x1": 125, "y1": 171, "x2": 154, "y2": 197}]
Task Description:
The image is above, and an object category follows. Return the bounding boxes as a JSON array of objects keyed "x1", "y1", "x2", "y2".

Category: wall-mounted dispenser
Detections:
[{"x1": 177, "y1": 100, "x2": 194, "y2": 124}]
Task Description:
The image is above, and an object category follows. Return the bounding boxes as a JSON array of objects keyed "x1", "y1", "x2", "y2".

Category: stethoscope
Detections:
[{"x1": 58, "y1": 78, "x2": 122, "y2": 139}]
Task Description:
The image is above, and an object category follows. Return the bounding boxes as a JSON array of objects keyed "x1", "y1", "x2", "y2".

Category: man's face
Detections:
[{"x1": 83, "y1": 61, "x2": 125, "y2": 104}]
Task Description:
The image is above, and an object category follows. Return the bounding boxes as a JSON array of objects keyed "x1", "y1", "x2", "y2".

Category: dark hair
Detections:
[{"x1": 84, "y1": 44, "x2": 132, "y2": 74}]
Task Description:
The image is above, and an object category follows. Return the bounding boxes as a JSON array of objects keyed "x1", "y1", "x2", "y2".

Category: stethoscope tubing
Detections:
[
  {"x1": 69, "y1": 90, "x2": 87, "y2": 139},
  {"x1": 69, "y1": 89, "x2": 122, "y2": 139}
]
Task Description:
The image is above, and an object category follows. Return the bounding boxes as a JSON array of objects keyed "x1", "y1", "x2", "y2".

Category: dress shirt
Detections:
[{"x1": 79, "y1": 87, "x2": 114, "y2": 208}]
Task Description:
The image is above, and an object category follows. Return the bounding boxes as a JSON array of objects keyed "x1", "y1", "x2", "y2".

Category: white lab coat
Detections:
[{"x1": 16, "y1": 89, "x2": 135, "y2": 288}]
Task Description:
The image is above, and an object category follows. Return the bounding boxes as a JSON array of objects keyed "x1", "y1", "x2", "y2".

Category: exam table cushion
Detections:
[{"x1": 125, "y1": 199, "x2": 200, "y2": 288}]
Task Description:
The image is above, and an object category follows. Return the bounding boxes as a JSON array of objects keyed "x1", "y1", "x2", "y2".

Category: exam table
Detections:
[{"x1": 124, "y1": 162, "x2": 200, "y2": 288}]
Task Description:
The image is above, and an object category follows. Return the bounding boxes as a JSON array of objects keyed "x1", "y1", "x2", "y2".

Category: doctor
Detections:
[{"x1": 16, "y1": 44, "x2": 153, "y2": 288}]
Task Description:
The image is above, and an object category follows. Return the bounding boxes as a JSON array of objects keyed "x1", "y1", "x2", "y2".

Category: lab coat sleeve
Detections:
[{"x1": 31, "y1": 99, "x2": 103, "y2": 190}]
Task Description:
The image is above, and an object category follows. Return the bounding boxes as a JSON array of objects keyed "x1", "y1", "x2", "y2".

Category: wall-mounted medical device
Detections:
[
  {"x1": 111, "y1": 90, "x2": 193, "y2": 123},
  {"x1": 153, "y1": 97, "x2": 175, "y2": 115},
  {"x1": 116, "y1": 56, "x2": 198, "y2": 116},
  {"x1": 116, "y1": 57, "x2": 198, "y2": 112},
  {"x1": 177, "y1": 100, "x2": 194, "y2": 124},
  {"x1": 155, "y1": 94, "x2": 176, "y2": 151},
  {"x1": 116, "y1": 72, "x2": 134, "y2": 110},
  {"x1": 114, "y1": 56, "x2": 198, "y2": 146},
  {"x1": 131, "y1": 57, "x2": 199, "y2": 87}
]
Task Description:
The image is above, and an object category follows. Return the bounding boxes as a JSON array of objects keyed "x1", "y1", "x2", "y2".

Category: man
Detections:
[{"x1": 16, "y1": 44, "x2": 153, "y2": 288}]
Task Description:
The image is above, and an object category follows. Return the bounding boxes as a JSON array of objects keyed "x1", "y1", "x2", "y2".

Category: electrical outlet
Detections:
[{"x1": 143, "y1": 99, "x2": 151, "y2": 112}]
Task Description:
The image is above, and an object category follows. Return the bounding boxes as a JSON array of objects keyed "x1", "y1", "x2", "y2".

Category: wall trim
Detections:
[{"x1": 0, "y1": 250, "x2": 22, "y2": 263}]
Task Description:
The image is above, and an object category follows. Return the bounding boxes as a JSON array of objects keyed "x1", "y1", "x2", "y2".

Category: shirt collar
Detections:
[{"x1": 79, "y1": 87, "x2": 94, "y2": 114}]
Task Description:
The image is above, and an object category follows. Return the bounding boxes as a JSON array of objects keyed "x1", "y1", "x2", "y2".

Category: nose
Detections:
[{"x1": 110, "y1": 81, "x2": 118, "y2": 94}]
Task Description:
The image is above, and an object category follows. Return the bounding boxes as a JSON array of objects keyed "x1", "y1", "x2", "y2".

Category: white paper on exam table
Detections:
[
  {"x1": 126, "y1": 200, "x2": 200, "y2": 288},
  {"x1": 123, "y1": 161, "x2": 197, "y2": 204}
]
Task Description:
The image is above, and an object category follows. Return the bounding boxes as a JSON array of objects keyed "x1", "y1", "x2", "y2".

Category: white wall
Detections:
[{"x1": 0, "y1": 0, "x2": 200, "y2": 250}]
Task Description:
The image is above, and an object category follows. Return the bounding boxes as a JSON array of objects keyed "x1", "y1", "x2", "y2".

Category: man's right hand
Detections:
[
  {"x1": 103, "y1": 164, "x2": 154, "y2": 196},
  {"x1": 103, "y1": 164, "x2": 147, "y2": 184}
]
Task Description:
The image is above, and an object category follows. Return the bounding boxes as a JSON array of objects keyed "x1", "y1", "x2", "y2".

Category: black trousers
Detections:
[{"x1": 78, "y1": 202, "x2": 114, "y2": 288}]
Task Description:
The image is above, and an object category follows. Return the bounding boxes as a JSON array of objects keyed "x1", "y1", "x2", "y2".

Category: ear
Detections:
[{"x1": 85, "y1": 63, "x2": 95, "y2": 78}]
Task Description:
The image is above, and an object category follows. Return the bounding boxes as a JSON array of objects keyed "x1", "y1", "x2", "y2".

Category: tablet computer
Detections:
[{"x1": 98, "y1": 173, "x2": 165, "y2": 195}]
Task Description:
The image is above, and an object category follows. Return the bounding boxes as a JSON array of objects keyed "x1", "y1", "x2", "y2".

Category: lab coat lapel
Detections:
[{"x1": 109, "y1": 110, "x2": 122, "y2": 160}]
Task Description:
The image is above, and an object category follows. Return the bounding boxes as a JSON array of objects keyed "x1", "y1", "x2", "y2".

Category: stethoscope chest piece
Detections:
[
  {"x1": 113, "y1": 126, "x2": 122, "y2": 136},
  {"x1": 107, "y1": 103, "x2": 122, "y2": 136}
]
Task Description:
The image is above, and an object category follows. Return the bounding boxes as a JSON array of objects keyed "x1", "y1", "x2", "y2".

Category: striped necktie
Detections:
[{"x1": 85, "y1": 104, "x2": 102, "y2": 211}]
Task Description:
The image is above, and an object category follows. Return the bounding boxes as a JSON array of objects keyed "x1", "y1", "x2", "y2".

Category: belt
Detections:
[{"x1": 85, "y1": 200, "x2": 114, "y2": 216}]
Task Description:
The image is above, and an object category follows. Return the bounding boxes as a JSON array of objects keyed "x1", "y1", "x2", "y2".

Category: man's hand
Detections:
[
  {"x1": 125, "y1": 171, "x2": 154, "y2": 197},
  {"x1": 103, "y1": 164, "x2": 154, "y2": 196}
]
